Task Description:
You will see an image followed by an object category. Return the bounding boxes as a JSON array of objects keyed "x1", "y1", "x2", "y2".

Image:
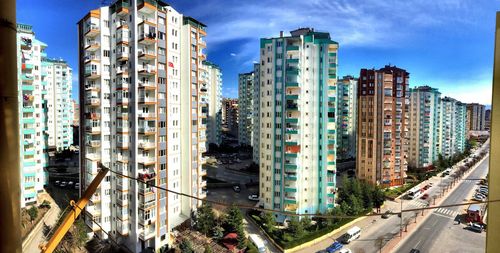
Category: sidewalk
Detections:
[{"x1": 22, "y1": 192, "x2": 61, "y2": 253}]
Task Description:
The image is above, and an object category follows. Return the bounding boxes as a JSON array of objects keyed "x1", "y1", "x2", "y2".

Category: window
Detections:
[{"x1": 104, "y1": 50, "x2": 110, "y2": 57}]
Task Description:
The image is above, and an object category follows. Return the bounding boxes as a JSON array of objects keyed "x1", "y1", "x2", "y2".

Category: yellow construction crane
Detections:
[{"x1": 39, "y1": 164, "x2": 109, "y2": 253}]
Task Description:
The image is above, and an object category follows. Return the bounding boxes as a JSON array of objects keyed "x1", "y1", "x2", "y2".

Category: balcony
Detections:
[
  {"x1": 85, "y1": 125, "x2": 100, "y2": 134},
  {"x1": 138, "y1": 66, "x2": 156, "y2": 76},
  {"x1": 139, "y1": 186, "x2": 154, "y2": 195},
  {"x1": 116, "y1": 125, "x2": 129, "y2": 133},
  {"x1": 286, "y1": 45, "x2": 299, "y2": 51},
  {"x1": 85, "y1": 41, "x2": 100, "y2": 52},
  {"x1": 139, "y1": 200, "x2": 156, "y2": 212},
  {"x1": 139, "y1": 32, "x2": 157, "y2": 45},
  {"x1": 84, "y1": 25, "x2": 100, "y2": 37},
  {"x1": 84, "y1": 69, "x2": 100, "y2": 79},
  {"x1": 139, "y1": 226, "x2": 156, "y2": 240},
  {"x1": 117, "y1": 182, "x2": 129, "y2": 192},
  {"x1": 116, "y1": 67, "x2": 129, "y2": 76},
  {"x1": 116, "y1": 96, "x2": 129, "y2": 105},
  {"x1": 138, "y1": 126, "x2": 156, "y2": 134},
  {"x1": 138, "y1": 50, "x2": 156, "y2": 60},
  {"x1": 138, "y1": 168, "x2": 156, "y2": 181},
  {"x1": 116, "y1": 51, "x2": 129, "y2": 62},
  {"x1": 85, "y1": 112, "x2": 101, "y2": 120},
  {"x1": 138, "y1": 81, "x2": 156, "y2": 89},
  {"x1": 116, "y1": 139, "x2": 129, "y2": 149},
  {"x1": 138, "y1": 156, "x2": 155, "y2": 165},
  {"x1": 116, "y1": 219, "x2": 129, "y2": 236},
  {"x1": 138, "y1": 96, "x2": 156, "y2": 104},
  {"x1": 116, "y1": 154, "x2": 129, "y2": 163},
  {"x1": 86, "y1": 140, "x2": 100, "y2": 148},
  {"x1": 85, "y1": 97, "x2": 100, "y2": 106},
  {"x1": 138, "y1": 141, "x2": 155, "y2": 150},
  {"x1": 22, "y1": 74, "x2": 34, "y2": 83},
  {"x1": 138, "y1": 112, "x2": 156, "y2": 119}
]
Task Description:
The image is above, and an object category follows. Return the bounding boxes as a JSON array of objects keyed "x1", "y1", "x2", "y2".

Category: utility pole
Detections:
[
  {"x1": 400, "y1": 198, "x2": 403, "y2": 237},
  {"x1": 0, "y1": 0, "x2": 21, "y2": 252}
]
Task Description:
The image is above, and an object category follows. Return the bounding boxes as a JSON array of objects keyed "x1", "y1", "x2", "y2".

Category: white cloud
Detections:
[
  {"x1": 195, "y1": 0, "x2": 481, "y2": 69},
  {"x1": 432, "y1": 71, "x2": 493, "y2": 105},
  {"x1": 230, "y1": 53, "x2": 236, "y2": 57}
]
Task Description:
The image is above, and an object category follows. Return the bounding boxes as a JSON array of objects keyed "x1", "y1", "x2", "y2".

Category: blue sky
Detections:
[{"x1": 18, "y1": 0, "x2": 497, "y2": 105}]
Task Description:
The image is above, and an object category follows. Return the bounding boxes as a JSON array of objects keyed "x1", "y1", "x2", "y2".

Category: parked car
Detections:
[
  {"x1": 233, "y1": 185, "x2": 241, "y2": 192},
  {"x1": 466, "y1": 223, "x2": 483, "y2": 233},
  {"x1": 248, "y1": 194, "x2": 259, "y2": 201},
  {"x1": 75, "y1": 182, "x2": 80, "y2": 190},
  {"x1": 326, "y1": 241, "x2": 343, "y2": 253},
  {"x1": 473, "y1": 195, "x2": 485, "y2": 201},
  {"x1": 54, "y1": 180, "x2": 60, "y2": 186},
  {"x1": 68, "y1": 181, "x2": 74, "y2": 187},
  {"x1": 420, "y1": 193, "x2": 429, "y2": 200},
  {"x1": 339, "y1": 249, "x2": 352, "y2": 253},
  {"x1": 410, "y1": 249, "x2": 421, "y2": 253},
  {"x1": 382, "y1": 211, "x2": 392, "y2": 219},
  {"x1": 60, "y1": 181, "x2": 67, "y2": 188}
]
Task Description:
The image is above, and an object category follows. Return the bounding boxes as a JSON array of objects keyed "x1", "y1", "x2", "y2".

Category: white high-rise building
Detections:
[
  {"x1": 44, "y1": 58, "x2": 73, "y2": 150},
  {"x1": 408, "y1": 86, "x2": 441, "y2": 168},
  {"x1": 438, "y1": 97, "x2": 467, "y2": 158},
  {"x1": 17, "y1": 24, "x2": 49, "y2": 207},
  {"x1": 336, "y1": 76, "x2": 357, "y2": 160},
  {"x1": 201, "y1": 61, "x2": 223, "y2": 147},
  {"x1": 252, "y1": 63, "x2": 261, "y2": 164},
  {"x1": 259, "y1": 28, "x2": 338, "y2": 218},
  {"x1": 238, "y1": 71, "x2": 254, "y2": 146},
  {"x1": 78, "y1": 1, "x2": 207, "y2": 251}
]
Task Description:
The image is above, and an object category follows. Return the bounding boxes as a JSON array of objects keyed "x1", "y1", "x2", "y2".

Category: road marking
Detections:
[
  {"x1": 414, "y1": 239, "x2": 422, "y2": 248},
  {"x1": 431, "y1": 211, "x2": 455, "y2": 220}
]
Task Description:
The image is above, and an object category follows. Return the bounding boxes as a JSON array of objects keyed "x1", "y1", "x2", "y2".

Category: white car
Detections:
[
  {"x1": 248, "y1": 194, "x2": 259, "y2": 201},
  {"x1": 60, "y1": 181, "x2": 67, "y2": 188},
  {"x1": 339, "y1": 249, "x2": 352, "y2": 253},
  {"x1": 75, "y1": 183, "x2": 80, "y2": 190}
]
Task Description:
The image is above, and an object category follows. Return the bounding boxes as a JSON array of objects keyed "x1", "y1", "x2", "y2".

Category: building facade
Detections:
[
  {"x1": 408, "y1": 86, "x2": 441, "y2": 168},
  {"x1": 438, "y1": 97, "x2": 467, "y2": 158},
  {"x1": 201, "y1": 61, "x2": 222, "y2": 147},
  {"x1": 222, "y1": 98, "x2": 238, "y2": 137},
  {"x1": 252, "y1": 63, "x2": 261, "y2": 164},
  {"x1": 17, "y1": 24, "x2": 50, "y2": 207},
  {"x1": 238, "y1": 72, "x2": 254, "y2": 146},
  {"x1": 78, "y1": 1, "x2": 207, "y2": 251},
  {"x1": 73, "y1": 100, "x2": 80, "y2": 126},
  {"x1": 485, "y1": 109, "x2": 491, "y2": 131},
  {"x1": 466, "y1": 103, "x2": 486, "y2": 132},
  {"x1": 259, "y1": 28, "x2": 338, "y2": 217},
  {"x1": 336, "y1": 76, "x2": 357, "y2": 160},
  {"x1": 44, "y1": 58, "x2": 73, "y2": 150},
  {"x1": 357, "y1": 65, "x2": 410, "y2": 187}
]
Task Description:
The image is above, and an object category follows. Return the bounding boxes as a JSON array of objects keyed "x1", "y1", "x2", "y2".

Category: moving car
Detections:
[
  {"x1": 342, "y1": 226, "x2": 361, "y2": 244},
  {"x1": 382, "y1": 211, "x2": 392, "y2": 219},
  {"x1": 326, "y1": 241, "x2": 342, "y2": 253},
  {"x1": 233, "y1": 185, "x2": 241, "y2": 192},
  {"x1": 248, "y1": 194, "x2": 259, "y2": 201}
]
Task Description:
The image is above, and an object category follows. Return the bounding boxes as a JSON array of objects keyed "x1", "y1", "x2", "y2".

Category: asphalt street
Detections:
[{"x1": 396, "y1": 156, "x2": 489, "y2": 253}]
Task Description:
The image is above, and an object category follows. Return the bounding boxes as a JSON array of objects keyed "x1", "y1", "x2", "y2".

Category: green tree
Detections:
[
  {"x1": 224, "y1": 205, "x2": 243, "y2": 233},
  {"x1": 361, "y1": 182, "x2": 374, "y2": 210},
  {"x1": 372, "y1": 186, "x2": 386, "y2": 210},
  {"x1": 339, "y1": 175, "x2": 351, "y2": 202},
  {"x1": 204, "y1": 245, "x2": 213, "y2": 253},
  {"x1": 236, "y1": 225, "x2": 247, "y2": 249},
  {"x1": 195, "y1": 203, "x2": 215, "y2": 235},
  {"x1": 262, "y1": 212, "x2": 276, "y2": 233},
  {"x1": 28, "y1": 206, "x2": 38, "y2": 222},
  {"x1": 212, "y1": 225, "x2": 224, "y2": 241},
  {"x1": 287, "y1": 217, "x2": 304, "y2": 238},
  {"x1": 300, "y1": 216, "x2": 312, "y2": 230},
  {"x1": 73, "y1": 218, "x2": 89, "y2": 247},
  {"x1": 351, "y1": 178, "x2": 362, "y2": 197},
  {"x1": 179, "y1": 239, "x2": 194, "y2": 253},
  {"x1": 347, "y1": 195, "x2": 363, "y2": 215},
  {"x1": 329, "y1": 207, "x2": 345, "y2": 226}
]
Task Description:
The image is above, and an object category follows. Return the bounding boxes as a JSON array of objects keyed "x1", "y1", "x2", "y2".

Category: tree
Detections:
[
  {"x1": 372, "y1": 186, "x2": 386, "y2": 210},
  {"x1": 203, "y1": 245, "x2": 213, "y2": 253},
  {"x1": 347, "y1": 195, "x2": 363, "y2": 215},
  {"x1": 179, "y1": 239, "x2": 194, "y2": 253},
  {"x1": 329, "y1": 207, "x2": 345, "y2": 226},
  {"x1": 262, "y1": 212, "x2": 276, "y2": 233},
  {"x1": 300, "y1": 216, "x2": 312, "y2": 230},
  {"x1": 85, "y1": 238, "x2": 129, "y2": 253},
  {"x1": 224, "y1": 205, "x2": 243, "y2": 233},
  {"x1": 212, "y1": 225, "x2": 224, "y2": 241},
  {"x1": 287, "y1": 217, "x2": 304, "y2": 238},
  {"x1": 195, "y1": 203, "x2": 215, "y2": 235},
  {"x1": 361, "y1": 183, "x2": 374, "y2": 210},
  {"x1": 28, "y1": 206, "x2": 38, "y2": 222},
  {"x1": 236, "y1": 225, "x2": 247, "y2": 249}
]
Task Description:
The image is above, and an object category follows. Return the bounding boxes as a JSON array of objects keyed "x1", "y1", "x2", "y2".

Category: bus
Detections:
[{"x1": 407, "y1": 187, "x2": 423, "y2": 199}]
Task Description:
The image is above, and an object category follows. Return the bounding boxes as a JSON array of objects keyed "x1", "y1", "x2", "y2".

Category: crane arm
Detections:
[{"x1": 40, "y1": 165, "x2": 109, "y2": 253}]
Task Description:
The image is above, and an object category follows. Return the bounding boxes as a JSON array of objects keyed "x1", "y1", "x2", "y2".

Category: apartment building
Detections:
[
  {"x1": 44, "y1": 58, "x2": 73, "y2": 150},
  {"x1": 466, "y1": 103, "x2": 486, "y2": 132},
  {"x1": 408, "y1": 86, "x2": 441, "y2": 168},
  {"x1": 200, "y1": 61, "x2": 223, "y2": 147},
  {"x1": 336, "y1": 76, "x2": 357, "y2": 160},
  {"x1": 238, "y1": 71, "x2": 254, "y2": 146},
  {"x1": 438, "y1": 97, "x2": 467, "y2": 158},
  {"x1": 222, "y1": 98, "x2": 238, "y2": 137},
  {"x1": 78, "y1": 1, "x2": 207, "y2": 251},
  {"x1": 252, "y1": 63, "x2": 261, "y2": 164},
  {"x1": 485, "y1": 109, "x2": 491, "y2": 130},
  {"x1": 259, "y1": 28, "x2": 338, "y2": 217},
  {"x1": 357, "y1": 65, "x2": 410, "y2": 187},
  {"x1": 17, "y1": 24, "x2": 50, "y2": 207},
  {"x1": 73, "y1": 100, "x2": 80, "y2": 126},
  {"x1": 222, "y1": 98, "x2": 238, "y2": 125}
]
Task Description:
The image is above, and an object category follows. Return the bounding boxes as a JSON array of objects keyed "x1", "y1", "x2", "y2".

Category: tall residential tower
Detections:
[
  {"x1": 357, "y1": 65, "x2": 410, "y2": 187},
  {"x1": 438, "y1": 97, "x2": 467, "y2": 158},
  {"x1": 336, "y1": 76, "x2": 357, "y2": 160},
  {"x1": 201, "y1": 61, "x2": 222, "y2": 147},
  {"x1": 78, "y1": 1, "x2": 207, "y2": 251},
  {"x1": 408, "y1": 86, "x2": 441, "y2": 168},
  {"x1": 238, "y1": 71, "x2": 254, "y2": 146},
  {"x1": 259, "y1": 28, "x2": 338, "y2": 217}
]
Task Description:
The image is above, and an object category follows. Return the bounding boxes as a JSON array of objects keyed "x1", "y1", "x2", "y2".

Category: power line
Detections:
[{"x1": 106, "y1": 168, "x2": 496, "y2": 219}]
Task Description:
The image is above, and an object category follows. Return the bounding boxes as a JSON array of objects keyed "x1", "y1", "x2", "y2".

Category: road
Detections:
[{"x1": 395, "y1": 156, "x2": 489, "y2": 253}]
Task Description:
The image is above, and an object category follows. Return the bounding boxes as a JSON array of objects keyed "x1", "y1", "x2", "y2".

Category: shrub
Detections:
[{"x1": 28, "y1": 206, "x2": 38, "y2": 221}]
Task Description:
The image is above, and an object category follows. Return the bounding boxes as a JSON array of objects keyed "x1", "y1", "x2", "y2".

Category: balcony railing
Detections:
[
  {"x1": 138, "y1": 126, "x2": 156, "y2": 133},
  {"x1": 138, "y1": 96, "x2": 156, "y2": 103}
]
